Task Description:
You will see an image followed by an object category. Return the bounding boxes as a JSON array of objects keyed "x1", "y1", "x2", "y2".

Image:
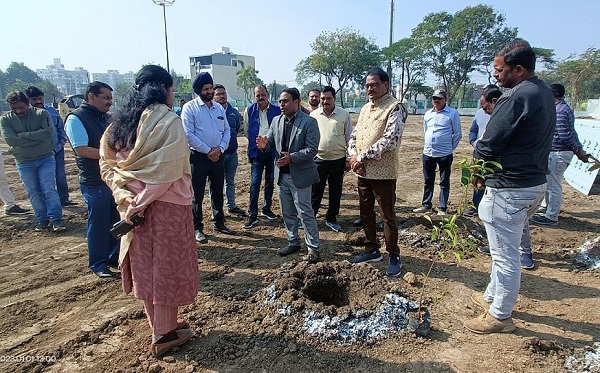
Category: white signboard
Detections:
[{"x1": 564, "y1": 119, "x2": 600, "y2": 195}]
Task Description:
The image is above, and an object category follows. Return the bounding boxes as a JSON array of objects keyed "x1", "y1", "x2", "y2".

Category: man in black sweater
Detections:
[{"x1": 465, "y1": 39, "x2": 555, "y2": 334}]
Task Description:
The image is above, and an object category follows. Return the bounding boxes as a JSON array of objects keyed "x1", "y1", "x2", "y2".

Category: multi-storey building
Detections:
[
  {"x1": 36, "y1": 58, "x2": 90, "y2": 95},
  {"x1": 189, "y1": 47, "x2": 255, "y2": 103}
]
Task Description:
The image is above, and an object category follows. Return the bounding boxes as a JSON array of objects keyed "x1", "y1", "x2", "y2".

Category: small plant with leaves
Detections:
[{"x1": 423, "y1": 156, "x2": 501, "y2": 262}]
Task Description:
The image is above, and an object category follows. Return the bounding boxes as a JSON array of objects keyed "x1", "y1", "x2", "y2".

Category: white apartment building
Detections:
[{"x1": 189, "y1": 47, "x2": 255, "y2": 103}]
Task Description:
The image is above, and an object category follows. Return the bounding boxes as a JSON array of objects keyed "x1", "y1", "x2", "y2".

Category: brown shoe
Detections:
[
  {"x1": 464, "y1": 312, "x2": 516, "y2": 334},
  {"x1": 470, "y1": 292, "x2": 491, "y2": 310},
  {"x1": 150, "y1": 328, "x2": 192, "y2": 357}
]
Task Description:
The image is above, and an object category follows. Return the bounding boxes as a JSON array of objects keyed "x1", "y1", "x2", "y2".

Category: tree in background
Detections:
[
  {"x1": 555, "y1": 48, "x2": 600, "y2": 108},
  {"x1": 295, "y1": 27, "x2": 381, "y2": 107},
  {"x1": 0, "y1": 62, "x2": 63, "y2": 110},
  {"x1": 112, "y1": 81, "x2": 132, "y2": 109},
  {"x1": 300, "y1": 81, "x2": 321, "y2": 98},
  {"x1": 236, "y1": 61, "x2": 263, "y2": 104},
  {"x1": 269, "y1": 82, "x2": 288, "y2": 102},
  {"x1": 382, "y1": 37, "x2": 427, "y2": 102},
  {"x1": 411, "y1": 5, "x2": 517, "y2": 104}
]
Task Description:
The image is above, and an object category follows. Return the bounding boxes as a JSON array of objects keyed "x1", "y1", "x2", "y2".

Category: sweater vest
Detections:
[
  {"x1": 67, "y1": 103, "x2": 110, "y2": 185},
  {"x1": 355, "y1": 94, "x2": 400, "y2": 180}
]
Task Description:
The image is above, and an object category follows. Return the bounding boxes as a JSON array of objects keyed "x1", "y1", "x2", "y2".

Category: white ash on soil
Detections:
[
  {"x1": 565, "y1": 342, "x2": 600, "y2": 372},
  {"x1": 262, "y1": 260, "x2": 419, "y2": 343},
  {"x1": 573, "y1": 236, "x2": 600, "y2": 270}
]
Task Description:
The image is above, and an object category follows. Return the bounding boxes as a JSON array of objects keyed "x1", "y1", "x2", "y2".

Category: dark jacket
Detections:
[
  {"x1": 246, "y1": 102, "x2": 280, "y2": 159},
  {"x1": 224, "y1": 103, "x2": 241, "y2": 155},
  {"x1": 66, "y1": 102, "x2": 111, "y2": 185},
  {"x1": 265, "y1": 109, "x2": 320, "y2": 189},
  {"x1": 474, "y1": 76, "x2": 556, "y2": 188}
]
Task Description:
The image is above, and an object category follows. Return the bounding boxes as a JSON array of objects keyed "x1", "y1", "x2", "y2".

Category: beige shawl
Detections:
[{"x1": 99, "y1": 103, "x2": 191, "y2": 264}]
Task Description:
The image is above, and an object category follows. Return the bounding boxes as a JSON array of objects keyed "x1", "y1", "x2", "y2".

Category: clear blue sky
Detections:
[{"x1": 1, "y1": 0, "x2": 598, "y2": 87}]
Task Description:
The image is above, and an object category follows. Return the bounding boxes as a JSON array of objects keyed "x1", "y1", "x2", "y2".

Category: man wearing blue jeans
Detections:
[
  {"x1": 414, "y1": 89, "x2": 461, "y2": 216},
  {"x1": 243, "y1": 84, "x2": 281, "y2": 229},
  {"x1": 213, "y1": 84, "x2": 244, "y2": 217},
  {"x1": 26, "y1": 86, "x2": 74, "y2": 206},
  {"x1": 531, "y1": 83, "x2": 589, "y2": 226},
  {"x1": 466, "y1": 40, "x2": 555, "y2": 334},
  {"x1": 1, "y1": 91, "x2": 65, "y2": 232},
  {"x1": 65, "y1": 82, "x2": 120, "y2": 279}
]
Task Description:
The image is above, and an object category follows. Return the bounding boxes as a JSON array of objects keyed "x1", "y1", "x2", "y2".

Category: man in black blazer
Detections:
[{"x1": 256, "y1": 88, "x2": 321, "y2": 263}]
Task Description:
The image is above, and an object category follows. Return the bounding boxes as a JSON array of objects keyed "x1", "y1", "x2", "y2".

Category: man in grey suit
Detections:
[{"x1": 256, "y1": 88, "x2": 321, "y2": 263}]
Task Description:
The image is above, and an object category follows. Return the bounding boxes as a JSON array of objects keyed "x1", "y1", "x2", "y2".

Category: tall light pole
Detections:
[
  {"x1": 387, "y1": 0, "x2": 394, "y2": 95},
  {"x1": 153, "y1": 0, "x2": 175, "y2": 72}
]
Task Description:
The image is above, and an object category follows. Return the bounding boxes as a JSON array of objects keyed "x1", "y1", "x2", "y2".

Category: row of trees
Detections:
[
  {"x1": 0, "y1": 62, "x2": 63, "y2": 109},
  {"x1": 294, "y1": 4, "x2": 600, "y2": 108}
]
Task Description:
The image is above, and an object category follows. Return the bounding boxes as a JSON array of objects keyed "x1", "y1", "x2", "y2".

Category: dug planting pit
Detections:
[{"x1": 262, "y1": 261, "x2": 422, "y2": 343}]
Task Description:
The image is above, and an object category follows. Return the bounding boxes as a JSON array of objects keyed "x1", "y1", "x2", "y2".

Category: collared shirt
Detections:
[
  {"x1": 243, "y1": 103, "x2": 272, "y2": 136},
  {"x1": 181, "y1": 97, "x2": 230, "y2": 154},
  {"x1": 348, "y1": 105, "x2": 405, "y2": 163},
  {"x1": 552, "y1": 99, "x2": 582, "y2": 152},
  {"x1": 311, "y1": 105, "x2": 352, "y2": 160},
  {"x1": 422, "y1": 104, "x2": 462, "y2": 157},
  {"x1": 468, "y1": 108, "x2": 490, "y2": 147}
]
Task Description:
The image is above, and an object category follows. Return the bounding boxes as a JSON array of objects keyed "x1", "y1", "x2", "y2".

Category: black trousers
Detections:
[
  {"x1": 311, "y1": 157, "x2": 346, "y2": 222},
  {"x1": 190, "y1": 151, "x2": 225, "y2": 230}
]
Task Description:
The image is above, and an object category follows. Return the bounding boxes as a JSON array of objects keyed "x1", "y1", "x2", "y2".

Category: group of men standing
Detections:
[{"x1": 0, "y1": 38, "x2": 588, "y2": 337}]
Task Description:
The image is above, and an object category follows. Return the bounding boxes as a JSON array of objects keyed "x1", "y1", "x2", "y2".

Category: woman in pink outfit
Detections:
[{"x1": 99, "y1": 65, "x2": 199, "y2": 357}]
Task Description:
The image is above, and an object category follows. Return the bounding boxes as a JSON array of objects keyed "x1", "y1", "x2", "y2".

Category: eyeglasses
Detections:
[
  {"x1": 432, "y1": 97, "x2": 442, "y2": 101},
  {"x1": 365, "y1": 81, "x2": 383, "y2": 90}
]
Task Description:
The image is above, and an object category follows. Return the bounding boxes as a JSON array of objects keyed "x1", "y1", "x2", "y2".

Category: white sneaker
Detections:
[{"x1": 413, "y1": 206, "x2": 431, "y2": 213}]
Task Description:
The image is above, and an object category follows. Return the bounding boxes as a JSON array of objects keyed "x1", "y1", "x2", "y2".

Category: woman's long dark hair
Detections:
[{"x1": 108, "y1": 65, "x2": 173, "y2": 151}]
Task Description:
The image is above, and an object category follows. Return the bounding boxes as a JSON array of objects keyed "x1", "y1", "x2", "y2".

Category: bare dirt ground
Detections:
[{"x1": 0, "y1": 114, "x2": 599, "y2": 373}]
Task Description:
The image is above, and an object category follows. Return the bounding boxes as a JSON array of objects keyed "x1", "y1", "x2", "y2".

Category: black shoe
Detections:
[
  {"x1": 261, "y1": 209, "x2": 278, "y2": 221},
  {"x1": 61, "y1": 200, "x2": 77, "y2": 207},
  {"x1": 306, "y1": 249, "x2": 320, "y2": 264},
  {"x1": 243, "y1": 215, "x2": 258, "y2": 229},
  {"x1": 5, "y1": 205, "x2": 30, "y2": 215},
  {"x1": 352, "y1": 218, "x2": 362, "y2": 227},
  {"x1": 195, "y1": 229, "x2": 208, "y2": 243},
  {"x1": 278, "y1": 244, "x2": 301, "y2": 256},
  {"x1": 213, "y1": 222, "x2": 235, "y2": 235},
  {"x1": 35, "y1": 221, "x2": 50, "y2": 231},
  {"x1": 93, "y1": 268, "x2": 121, "y2": 279},
  {"x1": 228, "y1": 206, "x2": 246, "y2": 217}
]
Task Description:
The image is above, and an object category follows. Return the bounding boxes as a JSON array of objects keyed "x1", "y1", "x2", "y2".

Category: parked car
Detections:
[{"x1": 58, "y1": 94, "x2": 85, "y2": 121}]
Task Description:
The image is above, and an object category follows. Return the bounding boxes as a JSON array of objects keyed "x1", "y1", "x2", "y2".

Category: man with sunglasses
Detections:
[{"x1": 414, "y1": 89, "x2": 461, "y2": 216}]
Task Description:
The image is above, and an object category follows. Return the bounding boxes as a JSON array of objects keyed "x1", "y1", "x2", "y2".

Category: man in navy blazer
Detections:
[{"x1": 256, "y1": 88, "x2": 321, "y2": 263}]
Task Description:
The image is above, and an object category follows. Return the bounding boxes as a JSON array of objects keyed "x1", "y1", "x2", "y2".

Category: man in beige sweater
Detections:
[
  {"x1": 348, "y1": 67, "x2": 407, "y2": 276},
  {"x1": 310, "y1": 86, "x2": 352, "y2": 232}
]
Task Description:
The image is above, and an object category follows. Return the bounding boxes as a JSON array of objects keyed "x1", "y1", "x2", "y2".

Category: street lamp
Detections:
[{"x1": 152, "y1": 0, "x2": 175, "y2": 72}]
